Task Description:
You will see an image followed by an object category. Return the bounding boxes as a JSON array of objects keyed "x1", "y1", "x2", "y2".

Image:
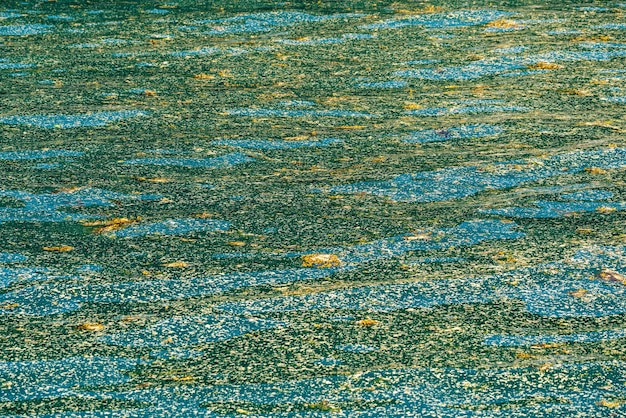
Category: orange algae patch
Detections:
[{"x1": 302, "y1": 253, "x2": 341, "y2": 268}]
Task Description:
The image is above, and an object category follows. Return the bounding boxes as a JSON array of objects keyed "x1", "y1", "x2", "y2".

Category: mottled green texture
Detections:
[{"x1": 0, "y1": 0, "x2": 626, "y2": 416}]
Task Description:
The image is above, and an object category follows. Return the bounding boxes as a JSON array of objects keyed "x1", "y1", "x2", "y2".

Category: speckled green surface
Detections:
[{"x1": 1, "y1": 1, "x2": 626, "y2": 416}]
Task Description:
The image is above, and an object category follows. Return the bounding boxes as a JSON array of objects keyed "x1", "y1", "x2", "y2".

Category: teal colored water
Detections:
[{"x1": 1, "y1": 0, "x2": 626, "y2": 416}]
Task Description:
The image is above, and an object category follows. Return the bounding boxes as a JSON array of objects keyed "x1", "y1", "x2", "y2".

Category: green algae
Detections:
[{"x1": 0, "y1": 0, "x2": 626, "y2": 416}]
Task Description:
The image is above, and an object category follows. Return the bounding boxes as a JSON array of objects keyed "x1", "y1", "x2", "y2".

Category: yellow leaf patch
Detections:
[
  {"x1": 302, "y1": 253, "x2": 341, "y2": 268},
  {"x1": 43, "y1": 245, "x2": 74, "y2": 252},
  {"x1": 356, "y1": 318, "x2": 380, "y2": 327},
  {"x1": 82, "y1": 217, "x2": 141, "y2": 234},
  {"x1": 76, "y1": 322, "x2": 106, "y2": 332},
  {"x1": 162, "y1": 261, "x2": 189, "y2": 268}
]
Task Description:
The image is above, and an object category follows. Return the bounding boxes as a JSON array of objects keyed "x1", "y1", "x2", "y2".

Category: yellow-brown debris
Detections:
[
  {"x1": 55, "y1": 186, "x2": 84, "y2": 193},
  {"x1": 514, "y1": 352, "x2": 534, "y2": 359},
  {"x1": 396, "y1": 5, "x2": 444, "y2": 14},
  {"x1": 302, "y1": 253, "x2": 342, "y2": 268},
  {"x1": 284, "y1": 135, "x2": 313, "y2": 141},
  {"x1": 403, "y1": 102, "x2": 422, "y2": 110},
  {"x1": 76, "y1": 322, "x2": 106, "y2": 332},
  {"x1": 568, "y1": 289, "x2": 589, "y2": 298},
  {"x1": 531, "y1": 343, "x2": 560, "y2": 349},
  {"x1": 43, "y1": 245, "x2": 74, "y2": 252},
  {"x1": 527, "y1": 62, "x2": 562, "y2": 70},
  {"x1": 193, "y1": 73, "x2": 215, "y2": 80},
  {"x1": 404, "y1": 232, "x2": 431, "y2": 241},
  {"x1": 573, "y1": 34, "x2": 612, "y2": 43},
  {"x1": 598, "y1": 399, "x2": 622, "y2": 408},
  {"x1": 485, "y1": 19, "x2": 523, "y2": 30},
  {"x1": 537, "y1": 363, "x2": 553, "y2": 372},
  {"x1": 134, "y1": 177, "x2": 171, "y2": 183},
  {"x1": 170, "y1": 375, "x2": 196, "y2": 382},
  {"x1": 356, "y1": 318, "x2": 380, "y2": 327},
  {"x1": 585, "y1": 167, "x2": 608, "y2": 174},
  {"x1": 334, "y1": 125, "x2": 365, "y2": 130},
  {"x1": 577, "y1": 120, "x2": 622, "y2": 130},
  {"x1": 162, "y1": 261, "x2": 189, "y2": 268},
  {"x1": 81, "y1": 217, "x2": 141, "y2": 234},
  {"x1": 596, "y1": 206, "x2": 617, "y2": 214},
  {"x1": 228, "y1": 241, "x2": 246, "y2": 247},
  {"x1": 193, "y1": 212, "x2": 218, "y2": 219},
  {"x1": 598, "y1": 269, "x2": 626, "y2": 285}
]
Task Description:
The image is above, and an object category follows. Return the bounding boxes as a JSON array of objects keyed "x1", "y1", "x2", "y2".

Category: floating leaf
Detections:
[
  {"x1": 162, "y1": 261, "x2": 190, "y2": 268},
  {"x1": 228, "y1": 241, "x2": 246, "y2": 247},
  {"x1": 598, "y1": 399, "x2": 622, "y2": 408},
  {"x1": 585, "y1": 167, "x2": 608, "y2": 174},
  {"x1": 356, "y1": 318, "x2": 380, "y2": 327},
  {"x1": 76, "y1": 322, "x2": 106, "y2": 332},
  {"x1": 596, "y1": 206, "x2": 617, "y2": 213},
  {"x1": 302, "y1": 253, "x2": 342, "y2": 268},
  {"x1": 527, "y1": 62, "x2": 562, "y2": 70},
  {"x1": 82, "y1": 217, "x2": 142, "y2": 234},
  {"x1": 598, "y1": 269, "x2": 626, "y2": 285},
  {"x1": 43, "y1": 245, "x2": 74, "y2": 252}
]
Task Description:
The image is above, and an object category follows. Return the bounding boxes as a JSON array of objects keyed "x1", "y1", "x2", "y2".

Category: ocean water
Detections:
[{"x1": 1, "y1": 0, "x2": 626, "y2": 416}]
